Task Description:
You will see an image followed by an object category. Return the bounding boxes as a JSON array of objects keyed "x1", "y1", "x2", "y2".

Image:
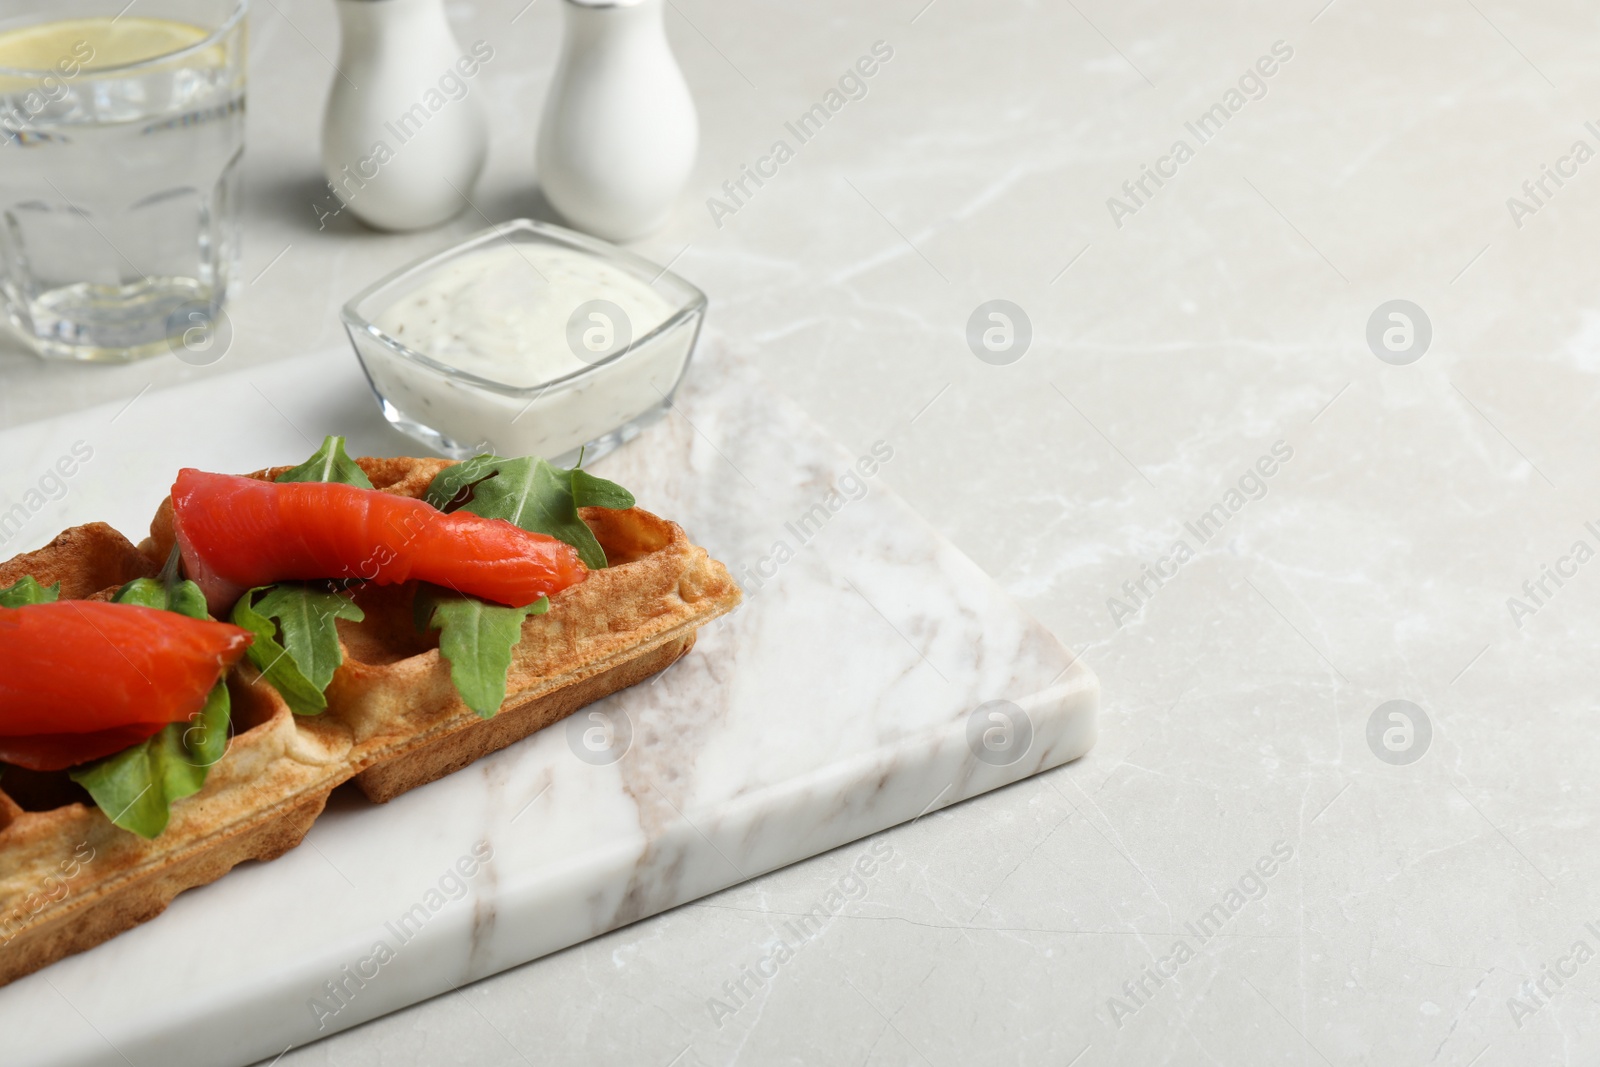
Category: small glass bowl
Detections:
[{"x1": 341, "y1": 219, "x2": 707, "y2": 464}]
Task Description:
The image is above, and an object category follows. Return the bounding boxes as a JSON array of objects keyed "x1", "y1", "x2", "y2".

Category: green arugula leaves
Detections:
[
  {"x1": 70, "y1": 684, "x2": 230, "y2": 840},
  {"x1": 68, "y1": 560, "x2": 232, "y2": 839},
  {"x1": 114, "y1": 547, "x2": 208, "y2": 620},
  {"x1": 22, "y1": 439, "x2": 382, "y2": 837},
  {"x1": 0, "y1": 575, "x2": 60, "y2": 607},
  {"x1": 414, "y1": 589, "x2": 549, "y2": 717},
  {"x1": 415, "y1": 453, "x2": 634, "y2": 717},
  {"x1": 275, "y1": 435, "x2": 374, "y2": 489},
  {"x1": 232, "y1": 584, "x2": 364, "y2": 716},
  {"x1": 60, "y1": 436, "x2": 638, "y2": 832},
  {"x1": 423, "y1": 454, "x2": 634, "y2": 570}
]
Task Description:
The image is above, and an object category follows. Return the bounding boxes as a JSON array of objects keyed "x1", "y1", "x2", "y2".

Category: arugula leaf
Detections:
[
  {"x1": 0, "y1": 575, "x2": 60, "y2": 607},
  {"x1": 423, "y1": 455, "x2": 634, "y2": 570},
  {"x1": 252, "y1": 586, "x2": 363, "y2": 691},
  {"x1": 70, "y1": 683, "x2": 231, "y2": 839},
  {"x1": 415, "y1": 586, "x2": 548, "y2": 717},
  {"x1": 232, "y1": 590, "x2": 325, "y2": 714},
  {"x1": 114, "y1": 549, "x2": 208, "y2": 622},
  {"x1": 571, "y1": 467, "x2": 636, "y2": 510},
  {"x1": 115, "y1": 576, "x2": 210, "y2": 620},
  {"x1": 231, "y1": 585, "x2": 363, "y2": 715},
  {"x1": 275, "y1": 435, "x2": 374, "y2": 488},
  {"x1": 422, "y1": 453, "x2": 501, "y2": 512}
]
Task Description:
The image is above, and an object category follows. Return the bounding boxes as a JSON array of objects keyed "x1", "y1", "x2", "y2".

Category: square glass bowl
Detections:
[{"x1": 342, "y1": 219, "x2": 707, "y2": 464}]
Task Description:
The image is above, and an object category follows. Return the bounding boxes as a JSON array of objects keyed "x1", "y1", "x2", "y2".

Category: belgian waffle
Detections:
[{"x1": 0, "y1": 456, "x2": 741, "y2": 987}]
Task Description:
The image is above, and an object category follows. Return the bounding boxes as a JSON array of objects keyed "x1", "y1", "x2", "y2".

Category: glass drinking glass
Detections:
[{"x1": 0, "y1": 1, "x2": 247, "y2": 362}]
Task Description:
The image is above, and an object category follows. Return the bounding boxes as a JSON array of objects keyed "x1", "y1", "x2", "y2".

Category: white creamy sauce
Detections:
[
  {"x1": 376, "y1": 243, "x2": 675, "y2": 388},
  {"x1": 360, "y1": 242, "x2": 698, "y2": 462}
]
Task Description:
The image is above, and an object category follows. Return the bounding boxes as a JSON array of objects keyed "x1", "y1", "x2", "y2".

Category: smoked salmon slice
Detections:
[
  {"x1": 0, "y1": 600, "x2": 252, "y2": 770},
  {"x1": 0, "y1": 724, "x2": 179, "y2": 773},
  {"x1": 170, "y1": 469, "x2": 588, "y2": 614}
]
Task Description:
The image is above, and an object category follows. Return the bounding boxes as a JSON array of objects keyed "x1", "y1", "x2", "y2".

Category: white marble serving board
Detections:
[{"x1": 0, "y1": 345, "x2": 1096, "y2": 1067}]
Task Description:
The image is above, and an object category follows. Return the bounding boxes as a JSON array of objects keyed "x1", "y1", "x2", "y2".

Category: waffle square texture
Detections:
[{"x1": 0, "y1": 457, "x2": 740, "y2": 987}]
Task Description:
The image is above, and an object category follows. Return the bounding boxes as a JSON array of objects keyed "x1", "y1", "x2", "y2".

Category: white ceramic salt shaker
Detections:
[
  {"x1": 322, "y1": 0, "x2": 490, "y2": 231},
  {"x1": 536, "y1": 0, "x2": 698, "y2": 242}
]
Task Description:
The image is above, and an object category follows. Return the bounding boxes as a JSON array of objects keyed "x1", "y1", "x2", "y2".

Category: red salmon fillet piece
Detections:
[
  {"x1": 0, "y1": 723, "x2": 171, "y2": 772},
  {"x1": 0, "y1": 601, "x2": 252, "y2": 769},
  {"x1": 170, "y1": 469, "x2": 587, "y2": 614}
]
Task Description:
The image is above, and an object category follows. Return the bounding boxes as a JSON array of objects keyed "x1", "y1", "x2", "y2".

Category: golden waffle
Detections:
[{"x1": 0, "y1": 457, "x2": 741, "y2": 987}]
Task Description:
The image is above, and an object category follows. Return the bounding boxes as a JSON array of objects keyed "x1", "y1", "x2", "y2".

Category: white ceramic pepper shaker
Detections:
[
  {"x1": 536, "y1": 0, "x2": 698, "y2": 242},
  {"x1": 322, "y1": 0, "x2": 490, "y2": 231}
]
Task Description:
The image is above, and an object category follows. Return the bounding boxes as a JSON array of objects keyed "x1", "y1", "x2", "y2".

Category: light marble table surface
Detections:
[{"x1": 2, "y1": 1, "x2": 1597, "y2": 1065}]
